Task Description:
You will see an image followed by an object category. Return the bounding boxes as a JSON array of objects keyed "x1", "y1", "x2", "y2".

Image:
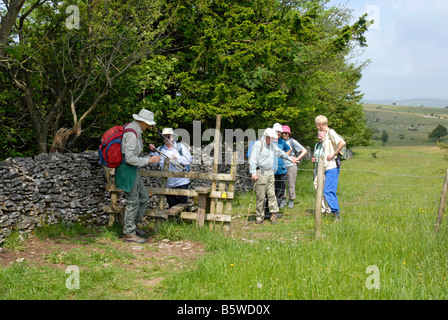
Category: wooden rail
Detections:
[{"x1": 103, "y1": 152, "x2": 237, "y2": 232}]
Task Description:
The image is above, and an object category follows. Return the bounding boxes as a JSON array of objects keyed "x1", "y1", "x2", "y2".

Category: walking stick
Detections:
[{"x1": 244, "y1": 181, "x2": 257, "y2": 227}]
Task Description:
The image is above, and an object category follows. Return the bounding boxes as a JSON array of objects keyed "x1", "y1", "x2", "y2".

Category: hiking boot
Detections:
[
  {"x1": 124, "y1": 234, "x2": 147, "y2": 244},
  {"x1": 288, "y1": 200, "x2": 294, "y2": 209},
  {"x1": 256, "y1": 220, "x2": 264, "y2": 225},
  {"x1": 136, "y1": 227, "x2": 146, "y2": 237},
  {"x1": 270, "y1": 213, "x2": 277, "y2": 224},
  {"x1": 278, "y1": 199, "x2": 286, "y2": 209},
  {"x1": 333, "y1": 212, "x2": 341, "y2": 222}
]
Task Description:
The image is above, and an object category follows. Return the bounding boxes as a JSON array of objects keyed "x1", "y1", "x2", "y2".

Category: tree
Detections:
[
  {"x1": 150, "y1": 0, "x2": 372, "y2": 147},
  {"x1": 0, "y1": 0, "x2": 374, "y2": 158},
  {"x1": 429, "y1": 125, "x2": 448, "y2": 141},
  {"x1": 380, "y1": 129, "x2": 389, "y2": 146},
  {"x1": 1, "y1": 0, "x2": 177, "y2": 153},
  {"x1": 0, "y1": 0, "x2": 26, "y2": 51}
]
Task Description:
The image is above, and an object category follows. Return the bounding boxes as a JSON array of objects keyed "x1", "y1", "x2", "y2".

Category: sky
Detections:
[{"x1": 326, "y1": 0, "x2": 448, "y2": 101}]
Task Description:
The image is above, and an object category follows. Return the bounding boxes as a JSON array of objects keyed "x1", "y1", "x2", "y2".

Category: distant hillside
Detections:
[
  {"x1": 363, "y1": 103, "x2": 448, "y2": 147},
  {"x1": 362, "y1": 98, "x2": 448, "y2": 108}
]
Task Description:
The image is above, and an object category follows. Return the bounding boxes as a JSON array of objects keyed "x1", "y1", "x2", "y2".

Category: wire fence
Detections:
[{"x1": 230, "y1": 159, "x2": 447, "y2": 237}]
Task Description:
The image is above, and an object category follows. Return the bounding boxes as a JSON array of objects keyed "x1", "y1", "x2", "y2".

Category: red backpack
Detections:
[{"x1": 98, "y1": 123, "x2": 137, "y2": 168}]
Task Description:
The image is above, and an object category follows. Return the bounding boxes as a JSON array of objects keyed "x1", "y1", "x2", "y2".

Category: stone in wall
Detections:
[{"x1": 0, "y1": 150, "x2": 254, "y2": 245}]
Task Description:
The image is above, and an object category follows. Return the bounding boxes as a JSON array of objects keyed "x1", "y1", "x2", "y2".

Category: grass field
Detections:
[
  {"x1": 1, "y1": 105, "x2": 448, "y2": 300},
  {"x1": 363, "y1": 103, "x2": 448, "y2": 146}
]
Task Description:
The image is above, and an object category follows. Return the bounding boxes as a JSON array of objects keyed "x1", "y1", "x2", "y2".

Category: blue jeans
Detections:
[{"x1": 323, "y1": 167, "x2": 340, "y2": 214}]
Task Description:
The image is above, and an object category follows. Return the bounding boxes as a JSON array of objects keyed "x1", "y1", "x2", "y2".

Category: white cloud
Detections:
[{"x1": 328, "y1": 0, "x2": 448, "y2": 99}]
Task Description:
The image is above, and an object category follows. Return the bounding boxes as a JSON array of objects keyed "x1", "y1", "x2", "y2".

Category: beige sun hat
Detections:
[
  {"x1": 133, "y1": 109, "x2": 156, "y2": 126},
  {"x1": 162, "y1": 128, "x2": 174, "y2": 135}
]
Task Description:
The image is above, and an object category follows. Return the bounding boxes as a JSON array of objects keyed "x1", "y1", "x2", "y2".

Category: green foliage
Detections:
[
  {"x1": 429, "y1": 125, "x2": 448, "y2": 140},
  {"x1": 0, "y1": 0, "x2": 372, "y2": 158},
  {"x1": 438, "y1": 142, "x2": 448, "y2": 161},
  {"x1": 169, "y1": 0, "x2": 372, "y2": 146},
  {"x1": 380, "y1": 129, "x2": 389, "y2": 146},
  {"x1": 0, "y1": 71, "x2": 38, "y2": 158}
]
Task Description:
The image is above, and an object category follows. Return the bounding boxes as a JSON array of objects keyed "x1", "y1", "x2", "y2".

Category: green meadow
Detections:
[{"x1": 1, "y1": 105, "x2": 448, "y2": 300}]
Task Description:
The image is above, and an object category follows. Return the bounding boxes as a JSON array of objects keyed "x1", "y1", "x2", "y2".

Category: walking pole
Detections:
[
  {"x1": 156, "y1": 128, "x2": 178, "y2": 150},
  {"x1": 152, "y1": 147, "x2": 186, "y2": 172},
  {"x1": 244, "y1": 181, "x2": 257, "y2": 227}
]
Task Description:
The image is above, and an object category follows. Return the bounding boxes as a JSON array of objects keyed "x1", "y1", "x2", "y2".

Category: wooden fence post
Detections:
[
  {"x1": 210, "y1": 114, "x2": 221, "y2": 215},
  {"x1": 155, "y1": 159, "x2": 170, "y2": 233},
  {"x1": 315, "y1": 157, "x2": 324, "y2": 240},
  {"x1": 435, "y1": 169, "x2": 448, "y2": 232}
]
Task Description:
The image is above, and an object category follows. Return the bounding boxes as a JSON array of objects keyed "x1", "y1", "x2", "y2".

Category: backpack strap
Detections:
[
  {"x1": 328, "y1": 129, "x2": 344, "y2": 157},
  {"x1": 123, "y1": 123, "x2": 137, "y2": 138},
  {"x1": 289, "y1": 138, "x2": 300, "y2": 156}
]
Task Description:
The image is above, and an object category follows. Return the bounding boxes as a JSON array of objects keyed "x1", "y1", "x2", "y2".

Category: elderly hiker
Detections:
[
  {"x1": 272, "y1": 123, "x2": 291, "y2": 211},
  {"x1": 282, "y1": 125, "x2": 308, "y2": 209},
  {"x1": 314, "y1": 115, "x2": 346, "y2": 220},
  {"x1": 115, "y1": 109, "x2": 161, "y2": 244},
  {"x1": 249, "y1": 128, "x2": 298, "y2": 225},
  {"x1": 149, "y1": 128, "x2": 193, "y2": 208}
]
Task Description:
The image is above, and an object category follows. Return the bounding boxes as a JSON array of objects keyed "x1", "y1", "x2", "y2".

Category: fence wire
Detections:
[{"x1": 230, "y1": 160, "x2": 446, "y2": 238}]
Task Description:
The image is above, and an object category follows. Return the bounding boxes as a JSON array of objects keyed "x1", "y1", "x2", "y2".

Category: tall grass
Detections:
[
  {"x1": 156, "y1": 145, "x2": 448, "y2": 300},
  {"x1": 1, "y1": 145, "x2": 447, "y2": 300}
]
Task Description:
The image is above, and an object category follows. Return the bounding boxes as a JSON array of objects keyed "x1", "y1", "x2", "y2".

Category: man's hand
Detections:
[
  {"x1": 149, "y1": 155, "x2": 161, "y2": 164},
  {"x1": 149, "y1": 143, "x2": 156, "y2": 152},
  {"x1": 252, "y1": 174, "x2": 258, "y2": 181}
]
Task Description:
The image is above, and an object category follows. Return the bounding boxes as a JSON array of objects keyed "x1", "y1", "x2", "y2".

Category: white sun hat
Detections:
[
  {"x1": 263, "y1": 128, "x2": 278, "y2": 139},
  {"x1": 272, "y1": 123, "x2": 283, "y2": 133},
  {"x1": 133, "y1": 109, "x2": 156, "y2": 126}
]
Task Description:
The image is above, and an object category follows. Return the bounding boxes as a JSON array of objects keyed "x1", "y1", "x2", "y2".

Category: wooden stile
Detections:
[{"x1": 102, "y1": 115, "x2": 235, "y2": 233}]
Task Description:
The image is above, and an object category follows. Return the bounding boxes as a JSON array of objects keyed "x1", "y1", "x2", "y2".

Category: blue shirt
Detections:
[{"x1": 274, "y1": 139, "x2": 290, "y2": 175}]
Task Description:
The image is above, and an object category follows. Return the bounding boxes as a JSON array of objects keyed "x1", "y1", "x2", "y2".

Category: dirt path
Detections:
[{"x1": 0, "y1": 235, "x2": 206, "y2": 271}]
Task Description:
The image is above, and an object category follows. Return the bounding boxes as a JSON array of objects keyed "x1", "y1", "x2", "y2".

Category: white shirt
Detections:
[
  {"x1": 152, "y1": 142, "x2": 192, "y2": 188},
  {"x1": 322, "y1": 129, "x2": 344, "y2": 171},
  {"x1": 284, "y1": 138, "x2": 304, "y2": 167}
]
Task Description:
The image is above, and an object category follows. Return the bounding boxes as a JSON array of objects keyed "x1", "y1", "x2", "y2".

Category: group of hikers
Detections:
[
  {"x1": 248, "y1": 116, "x2": 346, "y2": 225},
  {"x1": 106, "y1": 109, "x2": 346, "y2": 244}
]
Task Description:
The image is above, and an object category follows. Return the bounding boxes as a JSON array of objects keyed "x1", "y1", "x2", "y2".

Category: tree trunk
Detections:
[
  {"x1": 50, "y1": 125, "x2": 82, "y2": 153},
  {"x1": 49, "y1": 86, "x2": 109, "y2": 153},
  {"x1": 0, "y1": 0, "x2": 26, "y2": 48}
]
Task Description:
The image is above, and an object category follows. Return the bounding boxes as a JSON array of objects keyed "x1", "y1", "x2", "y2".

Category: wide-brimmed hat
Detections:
[
  {"x1": 162, "y1": 128, "x2": 174, "y2": 135},
  {"x1": 282, "y1": 125, "x2": 291, "y2": 134},
  {"x1": 263, "y1": 128, "x2": 278, "y2": 139},
  {"x1": 272, "y1": 123, "x2": 283, "y2": 133},
  {"x1": 133, "y1": 109, "x2": 156, "y2": 126}
]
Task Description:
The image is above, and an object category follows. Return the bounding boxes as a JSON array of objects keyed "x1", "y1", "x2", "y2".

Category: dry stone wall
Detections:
[{"x1": 0, "y1": 151, "x2": 253, "y2": 245}]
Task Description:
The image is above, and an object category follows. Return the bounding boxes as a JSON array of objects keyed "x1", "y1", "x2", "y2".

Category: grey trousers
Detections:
[
  {"x1": 123, "y1": 170, "x2": 149, "y2": 235},
  {"x1": 286, "y1": 165, "x2": 298, "y2": 200}
]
